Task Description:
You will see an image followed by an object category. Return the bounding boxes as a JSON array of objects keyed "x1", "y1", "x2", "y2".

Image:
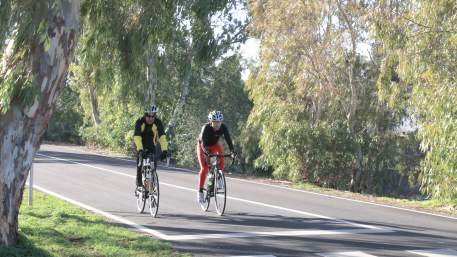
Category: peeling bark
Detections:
[
  {"x1": 88, "y1": 85, "x2": 100, "y2": 127},
  {"x1": 0, "y1": 1, "x2": 81, "y2": 246},
  {"x1": 167, "y1": 51, "x2": 191, "y2": 133},
  {"x1": 146, "y1": 48, "x2": 157, "y2": 106}
]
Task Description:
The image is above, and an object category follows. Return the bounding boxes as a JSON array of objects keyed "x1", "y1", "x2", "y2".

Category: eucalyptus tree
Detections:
[
  {"x1": 248, "y1": 0, "x2": 365, "y2": 182},
  {"x1": 246, "y1": 0, "x2": 419, "y2": 193},
  {"x1": 72, "y1": 0, "x2": 127, "y2": 126},
  {"x1": 66, "y1": 0, "x2": 247, "y2": 154},
  {"x1": 165, "y1": 0, "x2": 248, "y2": 139},
  {"x1": 172, "y1": 54, "x2": 251, "y2": 167},
  {"x1": 0, "y1": 0, "x2": 81, "y2": 246},
  {"x1": 67, "y1": 0, "x2": 177, "y2": 151},
  {"x1": 72, "y1": 0, "x2": 173, "y2": 124},
  {"x1": 411, "y1": 1, "x2": 457, "y2": 199},
  {"x1": 373, "y1": 0, "x2": 457, "y2": 199},
  {"x1": 0, "y1": 1, "x2": 12, "y2": 60}
]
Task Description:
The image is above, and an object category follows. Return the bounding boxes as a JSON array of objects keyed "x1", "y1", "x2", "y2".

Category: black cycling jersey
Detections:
[{"x1": 198, "y1": 123, "x2": 234, "y2": 152}]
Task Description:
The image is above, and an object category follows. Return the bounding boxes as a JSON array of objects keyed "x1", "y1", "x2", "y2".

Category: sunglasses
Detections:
[{"x1": 145, "y1": 114, "x2": 155, "y2": 118}]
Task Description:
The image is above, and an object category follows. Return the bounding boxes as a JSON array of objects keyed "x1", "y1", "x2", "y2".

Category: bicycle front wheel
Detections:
[
  {"x1": 214, "y1": 170, "x2": 226, "y2": 216},
  {"x1": 136, "y1": 187, "x2": 146, "y2": 213},
  {"x1": 149, "y1": 170, "x2": 160, "y2": 217}
]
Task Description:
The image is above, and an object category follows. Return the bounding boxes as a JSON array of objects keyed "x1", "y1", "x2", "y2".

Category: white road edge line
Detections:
[
  {"x1": 42, "y1": 145, "x2": 457, "y2": 221},
  {"x1": 30, "y1": 184, "x2": 390, "y2": 241},
  {"x1": 406, "y1": 248, "x2": 457, "y2": 257},
  {"x1": 317, "y1": 251, "x2": 378, "y2": 257},
  {"x1": 32, "y1": 185, "x2": 172, "y2": 240},
  {"x1": 226, "y1": 177, "x2": 457, "y2": 222},
  {"x1": 35, "y1": 153, "x2": 395, "y2": 236}
]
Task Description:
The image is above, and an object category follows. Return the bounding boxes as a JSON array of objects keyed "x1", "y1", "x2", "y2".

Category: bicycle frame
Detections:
[
  {"x1": 136, "y1": 152, "x2": 160, "y2": 217},
  {"x1": 200, "y1": 153, "x2": 233, "y2": 215},
  {"x1": 142, "y1": 154, "x2": 155, "y2": 190}
]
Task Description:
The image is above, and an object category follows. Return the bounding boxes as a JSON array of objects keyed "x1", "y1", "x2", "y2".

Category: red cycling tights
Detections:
[{"x1": 197, "y1": 142, "x2": 224, "y2": 189}]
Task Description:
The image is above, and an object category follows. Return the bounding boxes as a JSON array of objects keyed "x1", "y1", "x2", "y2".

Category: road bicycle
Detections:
[
  {"x1": 199, "y1": 153, "x2": 234, "y2": 216},
  {"x1": 135, "y1": 151, "x2": 159, "y2": 217}
]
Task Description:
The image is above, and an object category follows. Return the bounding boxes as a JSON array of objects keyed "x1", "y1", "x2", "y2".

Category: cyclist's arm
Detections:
[
  {"x1": 221, "y1": 124, "x2": 234, "y2": 152},
  {"x1": 134, "y1": 119, "x2": 143, "y2": 151},
  {"x1": 200, "y1": 125, "x2": 211, "y2": 154},
  {"x1": 155, "y1": 118, "x2": 168, "y2": 151}
]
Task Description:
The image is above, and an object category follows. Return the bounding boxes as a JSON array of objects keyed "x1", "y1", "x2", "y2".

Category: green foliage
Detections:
[
  {"x1": 3, "y1": 0, "x2": 456, "y2": 204},
  {"x1": 173, "y1": 107, "x2": 203, "y2": 167},
  {"x1": 173, "y1": 54, "x2": 251, "y2": 167},
  {"x1": 0, "y1": 55, "x2": 36, "y2": 114},
  {"x1": 373, "y1": 0, "x2": 457, "y2": 199},
  {"x1": 246, "y1": 0, "x2": 422, "y2": 195},
  {"x1": 409, "y1": 2, "x2": 457, "y2": 199},
  {"x1": 45, "y1": 86, "x2": 83, "y2": 144},
  {"x1": 78, "y1": 89, "x2": 139, "y2": 152},
  {"x1": 1, "y1": 0, "x2": 67, "y2": 115},
  {"x1": 0, "y1": 0, "x2": 12, "y2": 58},
  {"x1": 58, "y1": 0, "x2": 250, "y2": 168}
]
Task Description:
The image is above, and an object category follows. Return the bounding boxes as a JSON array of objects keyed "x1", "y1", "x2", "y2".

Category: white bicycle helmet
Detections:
[
  {"x1": 208, "y1": 110, "x2": 223, "y2": 121},
  {"x1": 145, "y1": 105, "x2": 158, "y2": 116}
]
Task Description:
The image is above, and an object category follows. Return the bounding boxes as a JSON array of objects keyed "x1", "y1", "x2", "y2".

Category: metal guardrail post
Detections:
[{"x1": 28, "y1": 162, "x2": 33, "y2": 207}]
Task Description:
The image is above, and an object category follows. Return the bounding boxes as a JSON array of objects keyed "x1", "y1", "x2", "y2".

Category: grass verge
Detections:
[{"x1": 0, "y1": 189, "x2": 188, "y2": 257}]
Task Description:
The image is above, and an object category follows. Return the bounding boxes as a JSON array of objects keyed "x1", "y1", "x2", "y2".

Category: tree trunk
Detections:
[
  {"x1": 146, "y1": 48, "x2": 157, "y2": 106},
  {"x1": 0, "y1": 1, "x2": 12, "y2": 56},
  {"x1": 337, "y1": 1, "x2": 363, "y2": 193},
  {"x1": 0, "y1": 1, "x2": 80, "y2": 246},
  {"x1": 167, "y1": 50, "x2": 191, "y2": 132},
  {"x1": 349, "y1": 142, "x2": 364, "y2": 193},
  {"x1": 88, "y1": 85, "x2": 100, "y2": 127}
]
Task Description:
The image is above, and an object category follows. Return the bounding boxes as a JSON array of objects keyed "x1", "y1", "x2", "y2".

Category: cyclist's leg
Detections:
[
  {"x1": 136, "y1": 155, "x2": 142, "y2": 187},
  {"x1": 153, "y1": 146, "x2": 158, "y2": 170},
  {"x1": 197, "y1": 142, "x2": 209, "y2": 190},
  {"x1": 213, "y1": 144, "x2": 224, "y2": 171},
  {"x1": 153, "y1": 144, "x2": 160, "y2": 166}
]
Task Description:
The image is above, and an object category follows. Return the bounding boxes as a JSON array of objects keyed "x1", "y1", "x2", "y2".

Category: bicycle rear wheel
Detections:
[
  {"x1": 136, "y1": 187, "x2": 146, "y2": 213},
  {"x1": 149, "y1": 170, "x2": 160, "y2": 217},
  {"x1": 214, "y1": 170, "x2": 226, "y2": 215}
]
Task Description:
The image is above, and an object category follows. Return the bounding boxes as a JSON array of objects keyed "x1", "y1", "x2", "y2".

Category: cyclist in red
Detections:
[{"x1": 197, "y1": 110, "x2": 235, "y2": 203}]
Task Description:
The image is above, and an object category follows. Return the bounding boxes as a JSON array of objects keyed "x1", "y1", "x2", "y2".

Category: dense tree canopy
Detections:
[
  {"x1": 1, "y1": 0, "x2": 457, "y2": 246},
  {"x1": 42, "y1": 0, "x2": 457, "y2": 199},
  {"x1": 244, "y1": 0, "x2": 421, "y2": 196},
  {"x1": 373, "y1": 0, "x2": 457, "y2": 198}
]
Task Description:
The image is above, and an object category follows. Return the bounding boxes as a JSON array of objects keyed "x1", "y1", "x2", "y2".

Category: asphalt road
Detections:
[{"x1": 30, "y1": 144, "x2": 457, "y2": 257}]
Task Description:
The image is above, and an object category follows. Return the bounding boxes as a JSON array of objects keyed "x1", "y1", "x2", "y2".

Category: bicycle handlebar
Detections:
[
  {"x1": 205, "y1": 153, "x2": 237, "y2": 168},
  {"x1": 138, "y1": 152, "x2": 156, "y2": 167}
]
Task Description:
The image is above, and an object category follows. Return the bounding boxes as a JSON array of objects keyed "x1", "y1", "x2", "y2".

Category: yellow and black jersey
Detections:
[{"x1": 133, "y1": 116, "x2": 168, "y2": 152}]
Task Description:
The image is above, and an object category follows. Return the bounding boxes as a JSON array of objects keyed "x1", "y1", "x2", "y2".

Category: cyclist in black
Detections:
[
  {"x1": 134, "y1": 105, "x2": 168, "y2": 188},
  {"x1": 197, "y1": 110, "x2": 236, "y2": 203}
]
